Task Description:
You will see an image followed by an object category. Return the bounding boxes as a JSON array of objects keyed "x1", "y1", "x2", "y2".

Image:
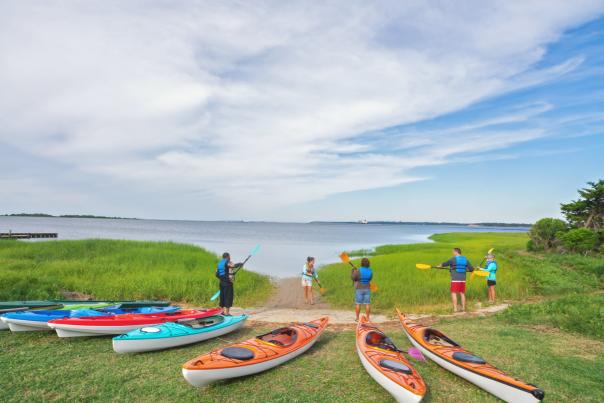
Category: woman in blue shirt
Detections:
[{"x1": 480, "y1": 253, "x2": 498, "y2": 303}]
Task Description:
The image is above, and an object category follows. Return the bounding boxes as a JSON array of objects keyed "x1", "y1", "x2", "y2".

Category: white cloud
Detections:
[{"x1": 0, "y1": 1, "x2": 602, "y2": 215}]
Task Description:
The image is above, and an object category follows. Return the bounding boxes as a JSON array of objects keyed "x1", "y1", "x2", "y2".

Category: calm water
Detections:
[{"x1": 0, "y1": 217, "x2": 526, "y2": 277}]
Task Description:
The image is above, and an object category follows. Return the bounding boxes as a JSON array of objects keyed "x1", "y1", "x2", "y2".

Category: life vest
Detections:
[
  {"x1": 359, "y1": 267, "x2": 373, "y2": 285},
  {"x1": 217, "y1": 258, "x2": 229, "y2": 278},
  {"x1": 454, "y1": 256, "x2": 468, "y2": 273}
]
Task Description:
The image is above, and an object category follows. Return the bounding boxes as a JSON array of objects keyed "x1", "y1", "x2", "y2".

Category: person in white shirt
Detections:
[{"x1": 301, "y1": 256, "x2": 321, "y2": 305}]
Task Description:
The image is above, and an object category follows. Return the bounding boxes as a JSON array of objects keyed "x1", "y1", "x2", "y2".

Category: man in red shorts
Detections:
[{"x1": 440, "y1": 248, "x2": 474, "y2": 312}]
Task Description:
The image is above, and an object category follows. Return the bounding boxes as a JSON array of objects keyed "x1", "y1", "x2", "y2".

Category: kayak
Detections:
[
  {"x1": 182, "y1": 316, "x2": 329, "y2": 387},
  {"x1": 48, "y1": 309, "x2": 222, "y2": 337},
  {"x1": 396, "y1": 309, "x2": 544, "y2": 403},
  {"x1": 2, "y1": 309, "x2": 109, "y2": 332},
  {"x1": 0, "y1": 306, "x2": 61, "y2": 330},
  {"x1": 1, "y1": 307, "x2": 176, "y2": 332},
  {"x1": 0, "y1": 300, "x2": 170, "y2": 310},
  {"x1": 0, "y1": 301, "x2": 64, "y2": 310},
  {"x1": 357, "y1": 316, "x2": 426, "y2": 402},
  {"x1": 113, "y1": 314, "x2": 247, "y2": 353}
]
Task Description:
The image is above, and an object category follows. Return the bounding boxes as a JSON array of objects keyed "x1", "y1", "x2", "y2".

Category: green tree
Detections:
[
  {"x1": 558, "y1": 228, "x2": 598, "y2": 254},
  {"x1": 561, "y1": 180, "x2": 604, "y2": 231},
  {"x1": 529, "y1": 218, "x2": 567, "y2": 251}
]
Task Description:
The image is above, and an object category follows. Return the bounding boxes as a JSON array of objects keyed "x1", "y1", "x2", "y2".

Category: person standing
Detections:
[
  {"x1": 216, "y1": 252, "x2": 242, "y2": 316},
  {"x1": 480, "y1": 253, "x2": 498, "y2": 303},
  {"x1": 301, "y1": 256, "x2": 321, "y2": 305},
  {"x1": 351, "y1": 257, "x2": 373, "y2": 321},
  {"x1": 440, "y1": 248, "x2": 474, "y2": 312}
]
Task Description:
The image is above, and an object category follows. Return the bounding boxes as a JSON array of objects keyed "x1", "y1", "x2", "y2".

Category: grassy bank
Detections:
[
  {"x1": 0, "y1": 239, "x2": 272, "y2": 306},
  {"x1": 1, "y1": 314, "x2": 602, "y2": 402},
  {"x1": 318, "y1": 232, "x2": 602, "y2": 313}
]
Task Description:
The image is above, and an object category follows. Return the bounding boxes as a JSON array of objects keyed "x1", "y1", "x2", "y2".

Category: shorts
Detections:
[
  {"x1": 355, "y1": 288, "x2": 371, "y2": 304},
  {"x1": 487, "y1": 280, "x2": 496, "y2": 287},
  {"x1": 450, "y1": 281, "x2": 466, "y2": 293},
  {"x1": 219, "y1": 282, "x2": 234, "y2": 308},
  {"x1": 301, "y1": 277, "x2": 313, "y2": 287}
]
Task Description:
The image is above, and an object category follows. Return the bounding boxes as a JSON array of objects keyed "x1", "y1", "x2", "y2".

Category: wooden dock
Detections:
[{"x1": 0, "y1": 232, "x2": 58, "y2": 239}]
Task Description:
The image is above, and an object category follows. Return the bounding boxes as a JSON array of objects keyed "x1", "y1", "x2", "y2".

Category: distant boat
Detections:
[
  {"x1": 358, "y1": 219, "x2": 368, "y2": 224},
  {"x1": 468, "y1": 224, "x2": 481, "y2": 227}
]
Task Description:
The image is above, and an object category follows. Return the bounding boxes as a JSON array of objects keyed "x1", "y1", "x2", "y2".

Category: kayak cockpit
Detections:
[
  {"x1": 220, "y1": 347, "x2": 255, "y2": 360},
  {"x1": 423, "y1": 328, "x2": 459, "y2": 347},
  {"x1": 365, "y1": 331, "x2": 399, "y2": 352},
  {"x1": 257, "y1": 327, "x2": 298, "y2": 347},
  {"x1": 179, "y1": 315, "x2": 225, "y2": 329}
]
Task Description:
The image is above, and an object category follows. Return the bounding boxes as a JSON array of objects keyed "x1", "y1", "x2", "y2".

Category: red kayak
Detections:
[{"x1": 48, "y1": 309, "x2": 221, "y2": 337}]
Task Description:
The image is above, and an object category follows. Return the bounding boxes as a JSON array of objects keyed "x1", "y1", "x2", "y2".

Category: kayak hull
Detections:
[
  {"x1": 113, "y1": 315, "x2": 247, "y2": 353},
  {"x1": 182, "y1": 335, "x2": 319, "y2": 387},
  {"x1": 397, "y1": 310, "x2": 544, "y2": 403},
  {"x1": 182, "y1": 317, "x2": 329, "y2": 387},
  {"x1": 49, "y1": 309, "x2": 221, "y2": 337},
  {"x1": 2, "y1": 317, "x2": 51, "y2": 332},
  {"x1": 357, "y1": 350, "x2": 423, "y2": 403},
  {"x1": 356, "y1": 316, "x2": 425, "y2": 403}
]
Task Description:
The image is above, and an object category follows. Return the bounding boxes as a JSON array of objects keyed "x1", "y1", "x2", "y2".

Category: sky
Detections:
[{"x1": 1, "y1": 1, "x2": 603, "y2": 223}]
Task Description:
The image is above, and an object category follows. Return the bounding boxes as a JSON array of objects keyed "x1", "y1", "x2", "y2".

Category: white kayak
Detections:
[{"x1": 112, "y1": 315, "x2": 247, "y2": 354}]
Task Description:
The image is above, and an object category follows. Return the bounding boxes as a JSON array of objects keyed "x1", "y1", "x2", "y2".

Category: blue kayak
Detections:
[
  {"x1": 112, "y1": 314, "x2": 247, "y2": 353},
  {"x1": 1, "y1": 307, "x2": 178, "y2": 332}
]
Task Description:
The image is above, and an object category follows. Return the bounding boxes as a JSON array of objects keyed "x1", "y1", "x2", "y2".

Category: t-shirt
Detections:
[
  {"x1": 441, "y1": 256, "x2": 474, "y2": 282},
  {"x1": 482, "y1": 261, "x2": 497, "y2": 281},
  {"x1": 302, "y1": 264, "x2": 318, "y2": 280}
]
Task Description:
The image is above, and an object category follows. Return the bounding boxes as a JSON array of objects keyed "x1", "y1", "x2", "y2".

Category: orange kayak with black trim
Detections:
[
  {"x1": 396, "y1": 309, "x2": 544, "y2": 403},
  {"x1": 182, "y1": 316, "x2": 329, "y2": 387},
  {"x1": 356, "y1": 315, "x2": 426, "y2": 402}
]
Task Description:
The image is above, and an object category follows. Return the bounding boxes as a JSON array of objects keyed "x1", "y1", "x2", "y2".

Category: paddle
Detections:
[
  {"x1": 210, "y1": 244, "x2": 261, "y2": 301},
  {"x1": 415, "y1": 263, "x2": 444, "y2": 270},
  {"x1": 340, "y1": 252, "x2": 378, "y2": 292}
]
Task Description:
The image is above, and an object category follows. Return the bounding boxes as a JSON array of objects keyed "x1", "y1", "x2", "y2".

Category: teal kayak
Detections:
[{"x1": 112, "y1": 315, "x2": 247, "y2": 353}]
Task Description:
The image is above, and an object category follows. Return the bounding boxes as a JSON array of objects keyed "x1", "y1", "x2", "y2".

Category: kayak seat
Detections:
[
  {"x1": 423, "y1": 329, "x2": 459, "y2": 347},
  {"x1": 257, "y1": 328, "x2": 298, "y2": 347},
  {"x1": 183, "y1": 316, "x2": 224, "y2": 329},
  {"x1": 452, "y1": 352, "x2": 486, "y2": 364},
  {"x1": 221, "y1": 347, "x2": 254, "y2": 361},
  {"x1": 379, "y1": 359, "x2": 412, "y2": 374},
  {"x1": 365, "y1": 332, "x2": 398, "y2": 352}
]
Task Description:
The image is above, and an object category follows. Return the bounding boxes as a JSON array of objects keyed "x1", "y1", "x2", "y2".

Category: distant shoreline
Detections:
[{"x1": 1, "y1": 214, "x2": 531, "y2": 227}]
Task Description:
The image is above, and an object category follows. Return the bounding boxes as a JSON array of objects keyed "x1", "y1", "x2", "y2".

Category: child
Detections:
[
  {"x1": 301, "y1": 256, "x2": 321, "y2": 305},
  {"x1": 481, "y1": 253, "x2": 498, "y2": 303}
]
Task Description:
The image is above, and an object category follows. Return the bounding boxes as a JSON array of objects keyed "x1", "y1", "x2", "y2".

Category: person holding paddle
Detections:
[
  {"x1": 480, "y1": 253, "x2": 498, "y2": 303},
  {"x1": 301, "y1": 256, "x2": 321, "y2": 305},
  {"x1": 440, "y1": 248, "x2": 474, "y2": 312},
  {"x1": 351, "y1": 257, "x2": 373, "y2": 321},
  {"x1": 215, "y1": 252, "x2": 243, "y2": 316}
]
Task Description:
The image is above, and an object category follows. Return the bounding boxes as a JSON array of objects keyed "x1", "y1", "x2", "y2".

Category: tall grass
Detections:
[
  {"x1": 0, "y1": 239, "x2": 272, "y2": 306},
  {"x1": 318, "y1": 232, "x2": 601, "y2": 313}
]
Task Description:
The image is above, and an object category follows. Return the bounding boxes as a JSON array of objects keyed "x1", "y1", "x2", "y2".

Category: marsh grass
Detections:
[
  {"x1": 0, "y1": 239, "x2": 272, "y2": 306},
  {"x1": 318, "y1": 232, "x2": 601, "y2": 313}
]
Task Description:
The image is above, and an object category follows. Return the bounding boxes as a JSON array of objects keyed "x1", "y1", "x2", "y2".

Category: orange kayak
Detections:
[
  {"x1": 396, "y1": 309, "x2": 544, "y2": 403},
  {"x1": 356, "y1": 316, "x2": 426, "y2": 402},
  {"x1": 182, "y1": 316, "x2": 329, "y2": 387}
]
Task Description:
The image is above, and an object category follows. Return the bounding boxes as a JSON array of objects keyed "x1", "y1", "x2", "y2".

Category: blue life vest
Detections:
[
  {"x1": 454, "y1": 256, "x2": 468, "y2": 273},
  {"x1": 359, "y1": 267, "x2": 373, "y2": 285},
  {"x1": 217, "y1": 259, "x2": 228, "y2": 278}
]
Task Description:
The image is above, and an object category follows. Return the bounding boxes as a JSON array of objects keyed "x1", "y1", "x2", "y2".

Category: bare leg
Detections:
[
  {"x1": 460, "y1": 293, "x2": 466, "y2": 311},
  {"x1": 355, "y1": 304, "x2": 360, "y2": 321},
  {"x1": 451, "y1": 293, "x2": 458, "y2": 312},
  {"x1": 365, "y1": 304, "x2": 371, "y2": 321},
  {"x1": 491, "y1": 286, "x2": 496, "y2": 302},
  {"x1": 225, "y1": 307, "x2": 230, "y2": 315},
  {"x1": 309, "y1": 286, "x2": 314, "y2": 304},
  {"x1": 304, "y1": 286, "x2": 309, "y2": 304}
]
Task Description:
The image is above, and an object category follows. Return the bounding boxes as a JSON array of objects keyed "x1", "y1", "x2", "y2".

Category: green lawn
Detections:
[
  {"x1": 319, "y1": 232, "x2": 602, "y2": 313},
  {"x1": 0, "y1": 239, "x2": 272, "y2": 307},
  {"x1": 1, "y1": 314, "x2": 602, "y2": 402}
]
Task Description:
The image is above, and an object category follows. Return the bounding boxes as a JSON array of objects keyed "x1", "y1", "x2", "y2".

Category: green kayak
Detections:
[{"x1": 0, "y1": 300, "x2": 170, "y2": 310}]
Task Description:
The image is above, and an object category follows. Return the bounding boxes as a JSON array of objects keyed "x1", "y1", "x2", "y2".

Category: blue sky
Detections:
[{"x1": 1, "y1": 2, "x2": 603, "y2": 222}]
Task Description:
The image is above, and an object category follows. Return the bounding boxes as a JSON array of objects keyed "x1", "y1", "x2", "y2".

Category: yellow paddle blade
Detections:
[
  {"x1": 473, "y1": 270, "x2": 489, "y2": 277},
  {"x1": 415, "y1": 263, "x2": 432, "y2": 270},
  {"x1": 339, "y1": 252, "x2": 350, "y2": 264},
  {"x1": 487, "y1": 248, "x2": 494, "y2": 254},
  {"x1": 370, "y1": 283, "x2": 378, "y2": 292},
  {"x1": 319, "y1": 288, "x2": 327, "y2": 295}
]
